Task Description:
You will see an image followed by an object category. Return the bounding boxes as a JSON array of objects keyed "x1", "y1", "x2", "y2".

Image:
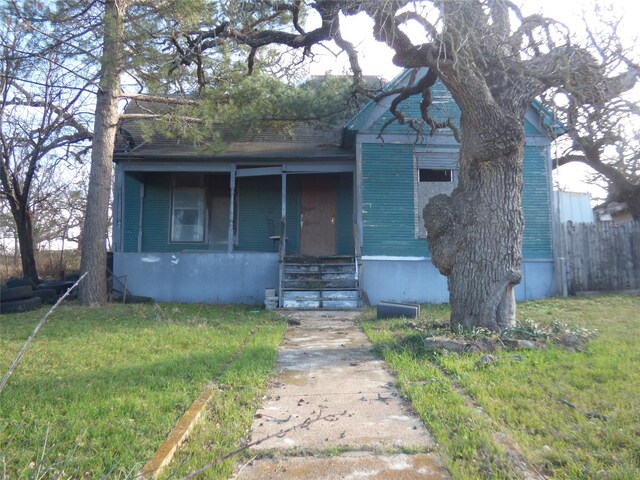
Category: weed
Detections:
[{"x1": 359, "y1": 295, "x2": 640, "y2": 479}]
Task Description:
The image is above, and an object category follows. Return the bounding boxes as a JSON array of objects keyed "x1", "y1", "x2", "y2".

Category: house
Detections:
[
  {"x1": 111, "y1": 69, "x2": 560, "y2": 307},
  {"x1": 594, "y1": 201, "x2": 634, "y2": 223}
]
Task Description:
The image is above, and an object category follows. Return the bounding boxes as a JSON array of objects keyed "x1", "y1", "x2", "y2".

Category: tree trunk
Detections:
[
  {"x1": 11, "y1": 204, "x2": 39, "y2": 282},
  {"x1": 424, "y1": 113, "x2": 524, "y2": 332},
  {"x1": 79, "y1": 0, "x2": 123, "y2": 306}
]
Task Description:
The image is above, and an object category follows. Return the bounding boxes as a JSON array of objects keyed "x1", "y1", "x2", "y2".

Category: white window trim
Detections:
[
  {"x1": 170, "y1": 187, "x2": 207, "y2": 243},
  {"x1": 414, "y1": 151, "x2": 459, "y2": 239}
]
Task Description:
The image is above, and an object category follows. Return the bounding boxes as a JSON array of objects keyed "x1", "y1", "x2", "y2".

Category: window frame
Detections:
[
  {"x1": 170, "y1": 186, "x2": 207, "y2": 244},
  {"x1": 414, "y1": 151, "x2": 459, "y2": 239}
]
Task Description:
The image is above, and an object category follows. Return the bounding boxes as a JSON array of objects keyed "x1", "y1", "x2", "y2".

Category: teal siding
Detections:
[
  {"x1": 122, "y1": 172, "x2": 354, "y2": 255},
  {"x1": 123, "y1": 173, "x2": 141, "y2": 252},
  {"x1": 141, "y1": 174, "x2": 170, "y2": 251},
  {"x1": 362, "y1": 143, "x2": 427, "y2": 256},
  {"x1": 367, "y1": 81, "x2": 461, "y2": 135},
  {"x1": 140, "y1": 174, "x2": 207, "y2": 252},
  {"x1": 522, "y1": 146, "x2": 552, "y2": 258},
  {"x1": 285, "y1": 176, "x2": 300, "y2": 254},
  {"x1": 524, "y1": 118, "x2": 543, "y2": 137},
  {"x1": 361, "y1": 143, "x2": 552, "y2": 259},
  {"x1": 236, "y1": 176, "x2": 281, "y2": 252},
  {"x1": 236, "y1": 173, "x2": 354, "y2": 254},
  {"x1": 337, "y1": 173, "x2": 354, "y2": 254}
]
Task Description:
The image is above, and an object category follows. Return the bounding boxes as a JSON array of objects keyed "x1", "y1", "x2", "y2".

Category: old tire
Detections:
[
  {"x1": 38, "y1": 280, "x2": 73, "y2": 295},
  {"x1": 32, "y1": 289, "x2": 58, "y2": 304},
  {"x1": 1, "y1": 285, "x2": 33, "y2": 302},
  {"x1": 0, "y1": 296, "x2": 42, "y2": 314},
  {"x1": 5, "y1": 277, "x2": 34, "y2": 288}
]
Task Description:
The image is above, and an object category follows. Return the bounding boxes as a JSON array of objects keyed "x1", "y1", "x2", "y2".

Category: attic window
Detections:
[{"x1": 419, "y1": 169, "x2": 452, "y2": 182}]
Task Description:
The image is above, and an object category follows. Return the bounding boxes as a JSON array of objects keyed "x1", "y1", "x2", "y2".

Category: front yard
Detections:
[
  {"x1": 1, "y1": 295, "x2": 638, "y2": 479},
  {"x1": 0, "y1": 303, "x2": 286, "y2": 478},
  {"x1": 360, "y1": 295, "x2": 640, "y2": 479}
]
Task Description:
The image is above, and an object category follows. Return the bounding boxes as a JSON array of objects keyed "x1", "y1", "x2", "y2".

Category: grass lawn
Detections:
[
  {"x1": 360, "y1": 295, "x2": 640, "y2": 479},
  {"x1": 0, "y1": 302, "x2": 286, "y2": 479}
]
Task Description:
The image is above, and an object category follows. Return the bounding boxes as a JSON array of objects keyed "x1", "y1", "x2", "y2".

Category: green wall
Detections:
[
  {"x1": 121, "y1": 172, "x2": 354, "y2": 255},
  {"x1": 361, "y1": 143, "x2": 552, "y2": 259},
  {"x1": 362, "y1": 143, "x2": 427, "y2": 257},
  {"x1": 522, "y1": 146, "x2": 552, "y2": 258},
  {"x1": 123, "y1": 173, "x2": 141, "y2": 252}
]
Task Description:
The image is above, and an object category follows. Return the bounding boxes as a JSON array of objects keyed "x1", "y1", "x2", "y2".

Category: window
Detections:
[
  {"x1": 171, "y1": 188, "x2": 206, "y2": 242},
  {"x1": 419, "y1": 168, "x2": 452, "y2": 182},
  {"x1": 415, "y1": 153, "x2": 458, "y2": 238}
]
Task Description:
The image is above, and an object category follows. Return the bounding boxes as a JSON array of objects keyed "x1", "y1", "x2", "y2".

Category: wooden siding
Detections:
[
  {"x1": 285, "y1": 175, "x2": 301, "y2": 254},
  {"x1": 236, "y1": 175, "x2": 282, "y2": 252},
  {"x1": 141, "y1": 174, "x2": 209, "y2": 251},
  {"x1": 361, "y1": 143, "x2": 553, "y2": 259},
  {"x1": 121, "y1": 172, "x2": 354, "y2": 254},
  {"x1": 522, "y1": 146, "x2": 552, "y2": 259},
  {"x1": 123, "y1": 173, "x2": 141, "y2": 252},
  {"x1": 368, "y1": 81, "x2": 461, "y2": 135},
  {"x1": 362, "y1": 143, "x2": 427, "y2": 256},
  {"x1": 236, "y1": 173, "x2": 353, "y2": 254},
  {"x1": 337, "y1": 173, "x2": 355, "y2": 254}
]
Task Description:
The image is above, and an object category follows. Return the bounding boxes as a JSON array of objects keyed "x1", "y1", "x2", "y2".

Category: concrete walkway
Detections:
[{"x1": 233, "y1": 311, "x2": 449, "y2": 479}]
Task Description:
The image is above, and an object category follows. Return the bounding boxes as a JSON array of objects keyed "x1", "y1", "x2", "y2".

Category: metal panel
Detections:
[
  {"x1": 113, "y1": 252, "x2": 278, "y2": 304},
  {"x1": 362, "y1": 257, "x2": 555, "y2": 304}
]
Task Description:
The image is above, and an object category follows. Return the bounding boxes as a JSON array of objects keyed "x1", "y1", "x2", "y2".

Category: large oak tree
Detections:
[{"x1": 172, "y1": 0, "x2": 638, "y2": 331}]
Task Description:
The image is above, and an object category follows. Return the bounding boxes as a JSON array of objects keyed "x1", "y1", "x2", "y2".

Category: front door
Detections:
[{"x1": 300, "y1": 176, "x2": 337, "y2": 256}]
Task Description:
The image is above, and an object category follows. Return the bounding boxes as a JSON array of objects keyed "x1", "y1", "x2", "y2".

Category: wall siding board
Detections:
[
  {"x1": 285, "y1": 175, "x2": 301, "y2": 254},
  {"x1": 362, "y1": 143, "x2": 428, "y2": 257},
  {"x1": 337, "y1": 173, "x2": 355, "y2": 254},
  {"x1": 123, "y1": 173, "x2": 141, "y2": 252},
  {"x1": 236, "y1": 175, "x2": 281, "y2": 252},
  {"x1": 361, "y1": 144, "x2": 553, "y2": 260},
  {"x1": 522, "y1": 146, "x2": 553, "y2": 259},
  {"x1": 366, "y1": 81, "x2": 461, "y2": 135}
]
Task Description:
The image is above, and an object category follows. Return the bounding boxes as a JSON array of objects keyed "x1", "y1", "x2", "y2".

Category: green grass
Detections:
[
  {"x1": 359, "y1": 295, "x2": 640, "y2": 479},
  {"x1": 0, "y1": 303, "x2": 286, "y2": 479},
  {"x1": 159, "y1": 322, "x2": 285, "y2": 479}
]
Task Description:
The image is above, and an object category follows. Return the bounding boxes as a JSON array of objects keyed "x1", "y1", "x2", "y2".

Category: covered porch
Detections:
[{"x1": 111, "y1": 160, "x2": 358, "y2": 305}]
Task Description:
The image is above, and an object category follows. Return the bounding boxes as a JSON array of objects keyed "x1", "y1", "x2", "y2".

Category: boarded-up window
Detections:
[{"x1": 415, "y1": 152, "x2": 458, "y2": 239}]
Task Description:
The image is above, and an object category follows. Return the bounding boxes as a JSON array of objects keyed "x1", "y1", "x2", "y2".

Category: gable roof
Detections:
[{"x1": 343, "y1": 68, "x2": 564, "y2": 142}]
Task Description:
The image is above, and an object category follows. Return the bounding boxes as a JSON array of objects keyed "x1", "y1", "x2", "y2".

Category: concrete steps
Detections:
[{"x1": 281, "y1": 256, "x2": 361, "y2": 309}]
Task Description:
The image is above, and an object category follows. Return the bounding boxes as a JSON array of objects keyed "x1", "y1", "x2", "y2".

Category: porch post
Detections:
[
  {"x1": 227, "y1": 166, "x2": 236, "y2": 253},
  {"x1": 278, "y1": 169, "x2": 287, "y2": 307}
]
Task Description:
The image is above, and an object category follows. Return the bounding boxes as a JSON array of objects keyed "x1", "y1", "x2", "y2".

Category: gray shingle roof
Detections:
[{"x1": 114, "y1": 98, "x2": 353, "y2": 161}]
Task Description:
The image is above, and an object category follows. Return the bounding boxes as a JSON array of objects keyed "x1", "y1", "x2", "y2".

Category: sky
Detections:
[{"x1": 307, "y1": 0, "x2": 639, "y2": 201}]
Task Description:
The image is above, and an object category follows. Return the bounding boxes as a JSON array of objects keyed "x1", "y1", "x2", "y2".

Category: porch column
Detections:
[
  {"x1": 278, "y1": 169, "x2": 287, "y2": 307},
  {"x1": 281, "y1": 169, "x2": 287, "y2": 231},
  {"x1": 227, "y1": 166, "x2": 236, "y2": 253}
]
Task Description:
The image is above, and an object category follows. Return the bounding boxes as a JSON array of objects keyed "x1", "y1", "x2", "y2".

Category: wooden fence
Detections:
[{"x1": 561, "y1": 221, "x2": 640, "y2": 294}]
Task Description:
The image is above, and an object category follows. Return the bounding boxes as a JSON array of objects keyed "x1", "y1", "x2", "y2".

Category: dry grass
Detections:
[{"x1": 0, "y1": 249, "x2": 81, "y2": 283}]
